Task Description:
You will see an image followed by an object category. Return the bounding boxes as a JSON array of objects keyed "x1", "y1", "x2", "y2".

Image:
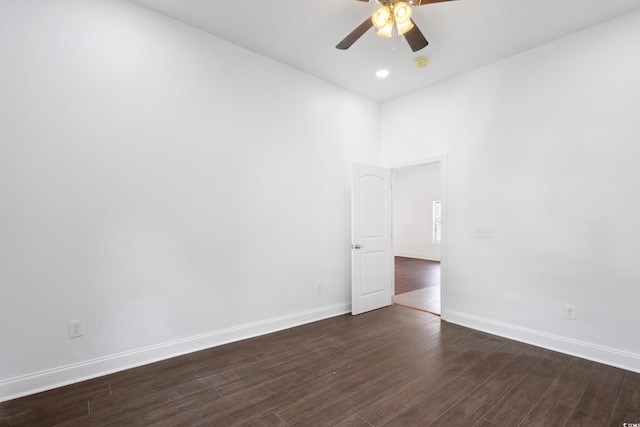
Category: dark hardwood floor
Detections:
[
  {"x1": 2, "y1": 306, "x2": 639, "y2": 426},
  {"x1": 394, "y1": 257, "x2": 440, "y2": 295}
]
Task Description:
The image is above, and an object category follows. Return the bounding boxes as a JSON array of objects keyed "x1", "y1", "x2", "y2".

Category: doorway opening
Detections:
[
  {"x1": 391, "y1": 162, "x2": 443, "y2": 315},
  {"x1": 393, "y1": 257, "x2": 441, "y2": 315}
]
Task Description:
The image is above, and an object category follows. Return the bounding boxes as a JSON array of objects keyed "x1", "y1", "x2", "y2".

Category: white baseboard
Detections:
[
  {"x1": 394, "y1": 251, "x2": 440, "y2": 262},
  {"x1": 0, "y1": 302, "x2": 351, "y2": 403},
  {"x1": 446, "y1": 310, "x2": 640, "y2": 374}
]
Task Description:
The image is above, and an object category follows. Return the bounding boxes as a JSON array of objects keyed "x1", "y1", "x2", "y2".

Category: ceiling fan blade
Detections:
[
  {"x1": 404, "y1": 20, "x2": 429, "y2": 52},
  {"x1": 336, "y1": 18, "x2": 374, "y2": 50},
  {"x1": 412, "y1": 0, "x2": 456, "y2": 5}
]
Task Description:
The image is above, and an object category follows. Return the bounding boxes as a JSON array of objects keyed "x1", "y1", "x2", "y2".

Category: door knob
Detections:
[{"x1": 352, "y1": 244, "x2": 362, "y2": 249}]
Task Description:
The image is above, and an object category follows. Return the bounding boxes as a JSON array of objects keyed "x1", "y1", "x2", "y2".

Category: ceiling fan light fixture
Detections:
[
  {"x1": 393, "y1": 2, "x2": 412, "y2": 25},
  {"x1": 396, "y1": 20, "x2": 414, "y2": 35},
  {"x1": 376, "y1": 17, "x2": 394, "y2": 37},
  {"x1": 372, "y1": 6, "x2": 391, "y2": 29},
  {"x1": 336, "y1": 0, "x2": 439, "y2": 52}
]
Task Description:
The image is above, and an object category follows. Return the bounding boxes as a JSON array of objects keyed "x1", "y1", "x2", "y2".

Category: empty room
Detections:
[{"x1": 1, "y1": 0, "x2": 640, "y2": 425}]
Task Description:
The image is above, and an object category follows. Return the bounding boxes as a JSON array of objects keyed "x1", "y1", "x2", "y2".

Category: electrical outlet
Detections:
[
  {"x1": 316, "y1": 283, "x2": 323, "y2": 294},
  {"x1": 564, "y1": 305, "x2": 576, "y2": 320},
  {"x1": 69, "y1": 320, "x2": 83, "y2": 338}
]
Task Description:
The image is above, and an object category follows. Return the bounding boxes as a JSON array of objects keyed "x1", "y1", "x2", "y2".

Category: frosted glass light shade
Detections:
[
  {"x1": 372, "y1": 6, "x2": 392, "y2": 29},
  {"x1": 376, "y1": 19, "x2": 394, "y2": 37},
  {"x1": 396, "y1": 19, "x2": 414, "y2": 35},
  {"x1": 394, "y1": 2, "x2": 412, "y2": 24}
]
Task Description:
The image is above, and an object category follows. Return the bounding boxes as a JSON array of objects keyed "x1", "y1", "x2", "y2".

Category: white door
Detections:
[{"x1": 351, "y1": 164, "x2": 393, "y2": 315}]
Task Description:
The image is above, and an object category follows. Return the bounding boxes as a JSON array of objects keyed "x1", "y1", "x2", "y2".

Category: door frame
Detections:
[{"x1": 389, "y1": 154, "x2": 448, "y2": 320}]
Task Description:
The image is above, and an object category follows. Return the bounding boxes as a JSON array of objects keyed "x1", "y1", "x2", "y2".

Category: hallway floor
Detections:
[
  {"x1": 394, "y1": 286, "x2": 441, "y2": 315},
  {"x1": 394, "y1": 257, "x2": 441, "y2": 315}
]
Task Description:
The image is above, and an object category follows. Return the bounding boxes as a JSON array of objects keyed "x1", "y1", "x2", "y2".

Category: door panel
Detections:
[
  {"x1": 360, "y1": 175, "x2": 386, "y2": 237},
  {"x1": 360, "y1": 251, "x2": 387, "y2": 295},
  {"x1": 351, "y1": 164, "x2": 393, "y2": 315}
]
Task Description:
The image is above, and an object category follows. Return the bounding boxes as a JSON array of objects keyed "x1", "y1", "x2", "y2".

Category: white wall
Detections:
[
  {"x1": 393, "y1": 164, "x2": 441, "y2": 261},
  {"x1": 0, "y1": 0, "x2": 382, "y2": 400},
  {"x1": 382, "y1": 10, "x2": 640, "y2": 372}
]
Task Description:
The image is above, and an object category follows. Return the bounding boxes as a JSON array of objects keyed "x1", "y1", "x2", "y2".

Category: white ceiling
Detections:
[{"x1": 130, "y1": 0, "x2": 640, "y2": 102}]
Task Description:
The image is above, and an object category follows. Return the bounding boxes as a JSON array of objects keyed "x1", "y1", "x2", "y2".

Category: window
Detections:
[{"x1": 433, "y1": 200, "x2": 441, "y2": 243}]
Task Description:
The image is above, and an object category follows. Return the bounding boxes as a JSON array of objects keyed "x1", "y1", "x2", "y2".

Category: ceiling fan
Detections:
[{"x1": 336, "y1": 0, "x2": 456, "y2": 52}]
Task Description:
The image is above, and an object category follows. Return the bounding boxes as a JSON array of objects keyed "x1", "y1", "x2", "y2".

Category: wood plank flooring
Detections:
[
  {"x1": 394, "y1": 257, "x2": 440, "y2": 295},
  {"x1": 2, "y1": 306, "x2": 639, "y2": 426},
  {"x1": 394, "y1": 257, "x2": 441, "y2": 314},
  {"x1": 394, "y1": 286, "x2": 441, "y2": 315}
]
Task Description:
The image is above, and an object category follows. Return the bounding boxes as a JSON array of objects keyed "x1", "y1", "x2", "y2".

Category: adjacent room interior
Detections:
[{"x1": 392, "y1": 163, "x2": 442, "y2": 315}]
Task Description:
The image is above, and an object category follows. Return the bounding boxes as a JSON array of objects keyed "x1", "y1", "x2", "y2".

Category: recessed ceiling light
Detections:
[{"x1": 376, "y1": 69, "x2": 390, "y2": 78}]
